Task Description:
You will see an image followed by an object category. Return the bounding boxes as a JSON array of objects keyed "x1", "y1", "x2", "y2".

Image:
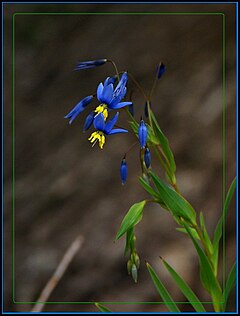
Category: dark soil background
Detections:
[{"x1": 4, "y1": 3, "x2": 236, "y2": 313}]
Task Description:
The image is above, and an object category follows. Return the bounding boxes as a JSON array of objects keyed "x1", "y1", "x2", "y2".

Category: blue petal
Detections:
[
  {"x1": 109, "y1": 101, "x2": 132, "y2": 110},
  {"x1": 83, "y1": 111, "x2": 94, "y2": 132},
  {"x1": 64, "y1": 95, "x2": 93, "y2": 124},
  {"x1": 104, "y1": 76, "x2": 117, "y2": 86},
  {"x1": 101, "y1": 84, "x2": 114, "y2": 104},
  {"x1": 108, "y1": 128, "x2": 128, "y2": 135},
  {"x1": 93, "y1": 113, "x2": 105, "y2": 131},
  {"x1": 104, "y1": 112, "x2": 119, "y2": 134},
  {"x1": 97, "y1": 83, "x2": 104, "y2": 101},
  {"x1": 110, "y1": 72, "x2": 128, "y2": 107}
]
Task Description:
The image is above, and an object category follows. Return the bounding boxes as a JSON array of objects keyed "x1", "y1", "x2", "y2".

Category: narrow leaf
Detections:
[
  {"x1": 115, "y1": 200, "x2": 146, "y2": 241},
  {"x1": 149, "y1": 109, "x2": 176, "y2": 173},
  {"x1": 223, "y1": 262, "x2": 236, "y2": 310},
  {"x1": 146, "y1": 262, "x2": 180, "y2": 312},
  {"x1": 139, "y1": 176, "x2": 159, "y2": 199},
  {"x1": 176, "y1": 227, "x2": 200, "y2": 240},
  {"x1": 94, "y1": 303, "x2": 111, "y2": 312},
  {"x1": 150, "y1": 171, "x2": 196, "y2": 225},
  {"x1": 212, "y1": 178, "x2": 236, "y2": 270},
  {"x1": 183, "y1": 223, "x2": 223, "y2": 312},
  {"x1": 199, "y1": 212, "x2": 213, "y2": 256},
  {"x1": 161, "y1": 258, "x2": 206, "y2": 312}
]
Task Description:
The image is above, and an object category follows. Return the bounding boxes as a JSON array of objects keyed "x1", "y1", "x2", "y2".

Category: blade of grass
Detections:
[
  {"x1": 95, "y1": 303, "x2": 111, "y2": 312},
  {"x1": 212, "y1": 178, "x2": 236, "y2": 271},
  {"x1": 223, "y1": 262, "x2": 236, "y2": 310},
  {"x1": 161, "y1": 258, "x2": 206, "y2": 312},
  {"x1": 146, "y1": 262, "x2": 180, "y2": 312},
  {"x1": 183, "y1": 223, "x2": 223, "y2": 312}
]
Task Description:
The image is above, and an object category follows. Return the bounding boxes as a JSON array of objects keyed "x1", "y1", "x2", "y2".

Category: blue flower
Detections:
[
  {"x1": 120, "y1": 158, "x2": 128, "y2": 185},
  {"x1": 138, "y1": 119, "x2": 148, "y2": 148},
  {"x1": 95, "y1": 72, "x2": 132, "y2": 119},
  {"x1": 88, "y1": 112, "x2": 128, "y2": 149},
  {"x1": 64, "y1": 95, "x2": 93, "y2": 124},
  {"x1": 144, "y1": 148, "x2": 151, "y2": 168},
  {"x1": 83, "y1": 111, "x2": 95, "y2": 132},
  {"x1": 156, "y1": 62, "x2": 166, "y2": 79},
  {"x1": 75, "y1": 59, "x2": 107, "y2": 70}
]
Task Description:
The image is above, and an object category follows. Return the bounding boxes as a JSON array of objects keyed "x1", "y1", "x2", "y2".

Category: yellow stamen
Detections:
[
  {"x1": 88, "y1": 131, "x2": 106, "y2": 149},
  {"x1": 95, "y1": 104, "x2": 108, "y2": 120}
]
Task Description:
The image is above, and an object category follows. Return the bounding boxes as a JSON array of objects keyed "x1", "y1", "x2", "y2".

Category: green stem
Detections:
[{"x1": 193, "y1": 223, "x2": 214, "y2": 271}]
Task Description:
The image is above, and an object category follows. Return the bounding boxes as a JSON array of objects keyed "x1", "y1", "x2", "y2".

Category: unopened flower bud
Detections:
[
  {"x1": 144, "y1": 147, "x2": 151, "y2": 168},
  {"x1": 120, "y1": 158, "x2": 128, "y2": 185},
  {"x1": 131, "y1": 264, "x2": 138, "y2": 283},
  {"x1": 127, "y1": 259, "x2": 132, "y2": 275},
  {"x1": 138, "y1": 119, "x2": 148, "y2": 148}
]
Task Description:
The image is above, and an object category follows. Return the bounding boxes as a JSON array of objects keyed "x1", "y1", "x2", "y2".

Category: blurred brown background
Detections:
[{"x1": 4, "y1": 3, "x2": 236, "y2": 313}]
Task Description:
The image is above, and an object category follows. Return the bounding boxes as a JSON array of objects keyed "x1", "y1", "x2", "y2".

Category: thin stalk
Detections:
[
  {"x1": 128, "y1": 72, "x2": 148, "y2": 102},
  {"x1": 107, "y1": 59, "x2": 120, "y2": 81}
]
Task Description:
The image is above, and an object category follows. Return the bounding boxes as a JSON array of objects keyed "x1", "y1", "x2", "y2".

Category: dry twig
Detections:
[{"x1": 31, "y1": 235, "x2": 84, "y2": 312}]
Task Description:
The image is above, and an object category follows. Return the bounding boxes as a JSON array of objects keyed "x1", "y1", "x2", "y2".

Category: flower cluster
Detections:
[
  {"x1": 65, "y1": 60, "x2": 131, "y2": 150},
  {"x1": 65, "y1": 59, "x2": 165, "y2": 187}
]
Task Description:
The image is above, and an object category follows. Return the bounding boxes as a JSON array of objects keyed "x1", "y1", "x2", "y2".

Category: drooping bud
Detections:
[
  {"x1": 74, "y1": 59, "x2": 107, "y2": 70},
  {"x1": 120, "y1": 157, "x2": 128, "y2": 185},
  {"x1": 133, "y1": 253, "x2": 140, "y2": 269},
  {"x1": 127, "y1": 259, "x2": 132, "y2": 275},
  {"x1": 138, "y1": 119, "x2": 148, "y2": 148},
  {"x1": 144, "y1": 148, "x2": 151, "y2": 168},
  {"x1": 131, "y1": 264, "x2": 138, "y2": 283},
  {"x1": 156, "y1": 62, "x2": 166, "y2": 79}
]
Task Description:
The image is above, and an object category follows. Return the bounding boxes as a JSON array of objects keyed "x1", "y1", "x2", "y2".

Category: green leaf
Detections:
[
  {"x1": 183, "y1": 223, "x2": 223, "y2": 312},
  {"x1": 146, "y1": 124, "x2": 160, "y2": 145},
  {"x1": 161, "y1": 258, "x2": 206, "y2": 312},
  {"x1": 146, "y1": 262, "x2": 180, "y2": 312},
  {"x1": 94, "y1": 303, "x2": 111, "y2": 312},
  {"x1": 115, "y1": 200, "x2": 146, "y2": 241},
  {"x1": 199, "y1": 212, "x2": 213, "y2": 256},
  {"x1": 223, "y1": 262, "x2": 236, "y2": 310},
  {"x1": 176, "y1": 227, "x2": 200, "y2": 240},
  {"x1": 139, "y1": 176, "x2": 163, "y2": 202},
  {"x1": 150, "y1": 171, "x2": 196, "y2": 225},
  {"x1": 212, "y1": 178, "x2": 236, "y2": 271},
  {"x1": 149, "y1": 109, "x2": 176, "y2": 173},
  {"x1": 129, "y1": 120, "x2": 138, "y2": 135}
]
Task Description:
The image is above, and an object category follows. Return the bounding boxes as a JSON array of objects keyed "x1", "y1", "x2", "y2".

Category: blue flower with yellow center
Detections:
[
  {"x1": 95, "y1": 72, "x2": 132, "y2": 120},
  {"x1": 88, "y1": 112, "x2": 128, "y2": 149}
]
